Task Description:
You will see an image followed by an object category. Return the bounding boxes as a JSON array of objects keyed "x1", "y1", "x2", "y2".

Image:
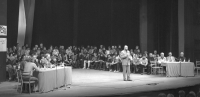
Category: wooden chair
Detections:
[
  {"x1": 20, "y1": 71, "x2": 36, "y2": 94},
  {"x1": 16, "y1": 69, "x2": 21, "y2": 92},
  {"x1": 151, "y1": 61, "x2": 163, "y2": 75},
  {"x1": 195, "y1": 61, "x2": 200, "y2": 75}
]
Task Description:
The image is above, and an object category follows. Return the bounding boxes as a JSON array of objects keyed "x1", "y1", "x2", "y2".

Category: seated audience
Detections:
[
  {"x1": 167, "y1": 94, "x2": 174, "y2": 97},
  {"x1": 158, "y1": 93, "x2": 167, "y2": 97},
  {"x1": 179, "y1": 90, "x2": 186, "y2": 97}
]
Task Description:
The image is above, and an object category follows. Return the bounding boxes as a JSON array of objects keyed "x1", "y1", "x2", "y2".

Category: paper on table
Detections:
[{"x1": 0, "y1": 38, "x2": 7, "y2": 52}]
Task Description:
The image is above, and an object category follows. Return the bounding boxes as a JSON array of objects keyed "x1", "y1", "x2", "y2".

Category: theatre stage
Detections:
[{"x1": 0, "y1": 69, "x2": 200, "y2": 97}]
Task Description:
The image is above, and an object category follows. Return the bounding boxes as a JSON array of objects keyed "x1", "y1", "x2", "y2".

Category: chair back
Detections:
[
  {"x1": 196, "y1": 61, "x2": 200, "y2": 67},
  {"x1": 20, "y1": 71, "x2": 32, "y2": 82},
  {"x1": 150, "y1": 60, "x2": 157, "y2": 67}
]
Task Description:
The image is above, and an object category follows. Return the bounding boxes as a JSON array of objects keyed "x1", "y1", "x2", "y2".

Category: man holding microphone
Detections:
[{"x1": 120, "y1": 45, "x2": 132, "y2": 81}]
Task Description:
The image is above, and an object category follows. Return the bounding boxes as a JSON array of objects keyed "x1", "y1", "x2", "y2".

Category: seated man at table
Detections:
[
  {"x1": 22, "y1": 56, "x2": 40, "y2": 92},
  {"x1": 157, "y1": 52, "x2": 167, "y2": 73},
  {"x1": 178, "y1": 52, "x2": 186, "y2": 62},
  {"x1": 158, "y1": 52, "x2": 167, "y2": 65},
  {"x1": 166, "y1": 52, "x2": 176, "y2": 62}
]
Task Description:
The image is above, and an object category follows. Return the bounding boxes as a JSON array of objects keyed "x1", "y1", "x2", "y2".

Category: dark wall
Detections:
[
  {"x1": 32, "y1": 0, "x2": 140, "y2": 49},
  {"x1": 0, "y1": 0, "x2": 7, "y2": 82}
]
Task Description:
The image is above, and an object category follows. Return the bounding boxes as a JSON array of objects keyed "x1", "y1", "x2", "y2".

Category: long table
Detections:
[
  {"x1": 161, "y1": 62, "x2": 195, "y2": 77},
  {"x1": 34, "y1": 66, "x2": 72, "y2": 93}
]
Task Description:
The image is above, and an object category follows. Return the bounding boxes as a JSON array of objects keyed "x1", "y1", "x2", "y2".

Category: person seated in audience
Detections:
[
  {"x1": 132, "y1": 54, "x2": 140, "y2": 73},
  {"x1": 114, "y1": 53, "x2": 121, "y2": 72},
  {"x1": 186, "y1": 91, "x2": 196, "y2": 97},
  {"x1": 166, "y1": 52, "x2": 175, "y2": 62},
  {"x1": 143, "y1": 51, "x2": 148, "y2": 57},
  {"x1": 178, "y1": 52, "x2": 186, "y2": 62},
  {"x1": 50, "y1": 50, "x2": 58, "y2": 67},
  {"x1": 167, "y1": 94, "x2": 174, "y2": 97},
  {"x1": 179, "y1": 90, "x2": 186, "y2": 97},
  {"x1": 138, "y1": 54, "x2": 148, "y2": 75},
  {"x1": 6, "y1": 59, "x2": 14, "y2": 81},
  {"x1": 106, "y1": 54, "x2": 113, "y2": 71},
  {"x1": 83, "y1": 53, "x2": 91, "y2": 69},
  {"x1": 41, "y1": 47, "x2": 47, "y2": 55},
  {"x1": 47, "y1": 45, "x2": 53, "y2": 54},
  {"x1": 20, "y1": 46, "x2": 26, "y2": 56},
  {"x1": 134, "y1": 46, "x2": 140, "y2": 54},
  {"x1": 112, "y1": 53, "x2": 120, "y2": 72},
  {"x1": 39, "y1": 43, "x2": 44, "y2": 50},
  {"x1": 97, "y1": 49, "x2": 104, "y2": 70},
  {"x1": 147, "y1": 53, "x2": 154, "y2": 74},
  {"x1": 22, "y1": 56, "x2": 40, "y2": 92},
  {"x1": 158, "y1": 93, "x2": 167, "y2": 97},
  {"x1": 90, "y1": 53, "x2": 99, "y2": 69},
  {"x1": 70, "y1": 52, "x2": 77, "y2": 68},
  {"x1": 153, "y1": 50, "x2": 159, "y2": 57}
]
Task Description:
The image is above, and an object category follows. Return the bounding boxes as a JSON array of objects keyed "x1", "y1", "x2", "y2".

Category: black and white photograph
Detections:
[{"x1": 0, "y1": 0, "x2": 200, "y2": 97}]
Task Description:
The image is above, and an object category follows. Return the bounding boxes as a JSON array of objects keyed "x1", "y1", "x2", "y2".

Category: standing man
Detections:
[{"x1": 120, "y1": 45, "x2": 132, "y2": 81}]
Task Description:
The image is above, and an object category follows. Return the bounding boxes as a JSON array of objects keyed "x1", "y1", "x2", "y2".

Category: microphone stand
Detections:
[
  {"x1": 62, "y1": 62, "x2": 70, "y2": 90},
  {"x1": 55, "y1": 60, "x2": 58, "y2": 90}
]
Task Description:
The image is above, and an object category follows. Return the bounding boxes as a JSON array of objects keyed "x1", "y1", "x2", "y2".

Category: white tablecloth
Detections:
[{"x1": 161, "y1": 62, "x2": 194, "y2": 77}]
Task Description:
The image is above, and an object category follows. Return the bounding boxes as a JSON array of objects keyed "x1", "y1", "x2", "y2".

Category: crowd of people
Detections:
[
  {"x1": 158, "y1": 90, "x2": 200, "y2": 97},
  {"x1": 6, "y1": 43, "x2": 188, "y2": 81}
]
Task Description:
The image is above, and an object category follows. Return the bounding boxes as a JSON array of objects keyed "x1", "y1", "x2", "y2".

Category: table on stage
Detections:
[
  {"x1": 161, "y1": 62, "x2": 195, "y2": 77},
  {"x1": 33, "y1": 66, "x2": 72, "y2": 93}
]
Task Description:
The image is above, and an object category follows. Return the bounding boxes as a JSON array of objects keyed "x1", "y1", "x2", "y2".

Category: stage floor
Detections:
[{"x1": 0, "y1": 69, "x2": 200, "y2": 97}]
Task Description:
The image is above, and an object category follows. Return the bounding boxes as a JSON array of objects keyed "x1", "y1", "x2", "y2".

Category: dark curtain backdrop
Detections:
[
  {"x1": 147, "y1": 0, "x2": 178, "y2": 56},
  {"x1": 7, "y1": 0, "x2": 19, "y2": 48},
  {"x1": 32, "y1": 0, "x2": 140, "y2": 49},
  {"x1": 32, "y1": 0, "x2": 74, "y2": 48}
]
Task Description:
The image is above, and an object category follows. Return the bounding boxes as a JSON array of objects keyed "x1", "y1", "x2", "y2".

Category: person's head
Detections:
[
  {"x1": 180, "y1": 52, "x2": 184, "y2": 57},
  {"x1": 167, "y1": 94, "x2": 174, "y2": 97},
  {"x1": 158, "y1": 93, "x2": 167, "y2": 97},
  {"x1": 118, "y1": 45, "x2": 121, "y2": 48},
  {"x1": 124, "y1": 45, "x2": 128, "y2": 50},
  {"x1": 154, "y1": 50, "x2": 157, "y2": 54},
  {"x1": 168, "y1": 52, "x2": 172, "y2": 56},
  {"x1": 136, "y1": 46, "x2": 139, "y2": 49},
  {"x1": 112, "y1": 46, "x2": 114, "y2": 49},
  {"x1": 188, "y1": 91, "x2": 196, "y2": 97},
  {"x1": 149, "y1": 53, "x2": 153, "y2": 57},
  {"x1": 179, "y1": 90, "x2": 185, "y2": 97},
  {"x1": 160, "y1": 52, "x2": 165, "y2": 57}
]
